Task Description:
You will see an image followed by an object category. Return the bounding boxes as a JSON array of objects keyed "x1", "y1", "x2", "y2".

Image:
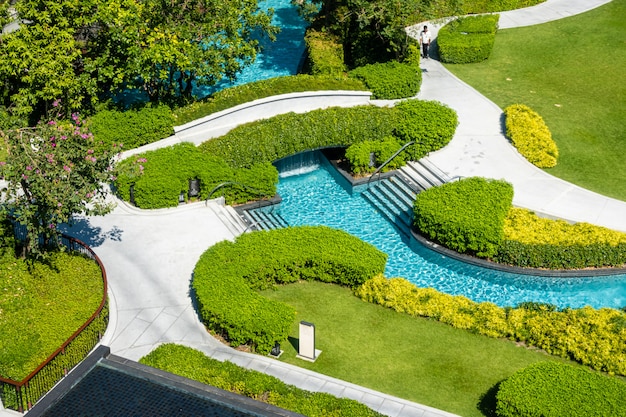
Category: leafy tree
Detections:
[{"x1": 0, "y1": 101, "x2": 117, "y2": 257}]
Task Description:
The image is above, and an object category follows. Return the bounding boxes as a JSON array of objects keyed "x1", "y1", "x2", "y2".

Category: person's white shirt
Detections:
[{"x1": 420, "y1": 29, "x2": 431, "y2": 45}]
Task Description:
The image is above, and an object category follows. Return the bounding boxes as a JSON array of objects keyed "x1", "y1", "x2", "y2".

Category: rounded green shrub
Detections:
[
  {"x1": 504, "y1": 104, "x2": 558, "y2": 168},
  {"x1": 304, "y1": 30, "x2": 347, "y2": 76},
  {"x1": 192, "y1": 226, "x2": 387, "y2": 353},
  {"x1": 393, "y1": 99, "x2": 458, "y2": 161},
  {"x1": 496, "y1": 361, "x2": 626, "y2": 417},
  {"x1": 413, "y1": 177, "x2": 514, "y2": 258},
  {"x1": 349, "y1": 61, "x2": 421, "y2": 99},
  {"x1": 438, "y1": 15, "x2": 499, "y2": 64},
  {"x1": 345, "y1": 136, "x2": 406, "y2": 174}
]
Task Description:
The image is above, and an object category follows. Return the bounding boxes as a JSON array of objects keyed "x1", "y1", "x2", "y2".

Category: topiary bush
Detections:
[
  {"x1": 192, "y1": 226, "x2": 387, "y2": 353},
  {"x1": 172, "y1": 75, "x2": 367, "y2": 126},
  {"x1": 348, "y1": 61, "x2": 421, "y2": 99},
  {"x1": 494, "y1": 208, "x2": 626, "y2": 269},
  {"x1": 304, "y1": 29, "x2": 347, "y2": 76},
  {"x1": 413, "y1": 177, "x2": 514, "y2": 258},
  {"x1": 392, "y1": 99, "x2": 458, "y2": 161},
  {"x1": 198, "y1": 105, "x2": 401, "y2": 169},
  {"x1": 344, "y1": 136, "x2": 407, "y2": 175},
  {"x1": 141, "y1": 344, "x2": 385, "y2": 417},
  {"x1": 438, "y1": 15, "x2": 499, "y2": 64},
  {"x1": 495, "y1": 361, "x2": 626, "y2": 417},
  {"x1": 88, "y1": 104, "x2": 174, "y2": 150},
  {"x1": 504, "y1": 104, "x2": 558, "y2": 168},
  {"x1": 356, "y1": 275, "x2": 626, "y2": 376}
]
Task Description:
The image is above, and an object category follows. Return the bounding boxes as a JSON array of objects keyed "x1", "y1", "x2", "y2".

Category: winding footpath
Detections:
[{"x1": 3, "y1": 0, "x2": 622, "y2": 416}]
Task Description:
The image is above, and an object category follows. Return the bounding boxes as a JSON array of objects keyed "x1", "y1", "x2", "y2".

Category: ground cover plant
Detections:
[
  {"x1": 443, "y1": 0, "x2": 626, "y2": 201},
  {"x1": 503, "y1": 104, "x2": 558, "y2": 168},
  {"x1": 141, "y1": 344, "x2": 385, "y2": 417},
  {"x1": 0, "y1": 248, "x2": 104, "y2": 380},
  {"x1": 260, "y1": 280, "x2": 581, "y2": 417}
]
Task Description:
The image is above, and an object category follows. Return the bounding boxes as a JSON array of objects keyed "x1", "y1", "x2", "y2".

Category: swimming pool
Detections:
[{"x1": 273, "y1": 157, "x2": 626, "y2": 310}]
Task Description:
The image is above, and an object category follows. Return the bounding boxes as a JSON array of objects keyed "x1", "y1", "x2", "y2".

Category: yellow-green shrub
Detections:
[
  {"x1": 355, "y1": 275, "x2": 626, "y2": 375},
  {"x1": 504, "y1": 104, "x2": 558, "y2": 168}
]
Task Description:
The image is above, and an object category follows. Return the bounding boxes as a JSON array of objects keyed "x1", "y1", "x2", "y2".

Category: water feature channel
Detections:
[{"x1": 272, "y1": 153, "x2": 626, "y2": 310}]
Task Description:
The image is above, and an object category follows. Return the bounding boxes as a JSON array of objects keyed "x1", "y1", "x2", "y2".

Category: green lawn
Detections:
[
  {"x1": 443, "y1": 0, "x2": 626, "y2": 201},
  {"x1": 260, "y1": 281, "x2": 574, "y2": 417}
]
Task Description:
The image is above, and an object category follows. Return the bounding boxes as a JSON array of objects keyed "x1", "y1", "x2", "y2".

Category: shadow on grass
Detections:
[
  {"x1": 477, "y1": 381, "x2": 502, "y2": 417},
  {"x1": 287, "y1": 336, "x2": 299, "y2": 352}
]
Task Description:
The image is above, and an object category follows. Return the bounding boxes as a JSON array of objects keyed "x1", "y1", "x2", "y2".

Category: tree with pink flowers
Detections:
[{"x1": 0, "y1": 102, "x2": 118, "y2": 257}]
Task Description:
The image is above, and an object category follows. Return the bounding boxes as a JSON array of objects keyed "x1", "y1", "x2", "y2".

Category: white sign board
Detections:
[{"x1": 298, "y1": 321, "x2": 316, "y2": 361}]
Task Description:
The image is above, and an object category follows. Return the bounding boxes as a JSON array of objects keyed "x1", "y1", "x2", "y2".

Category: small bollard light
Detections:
[{"x1": 270, "y1": 342, "x2": 281, "y2": 357}]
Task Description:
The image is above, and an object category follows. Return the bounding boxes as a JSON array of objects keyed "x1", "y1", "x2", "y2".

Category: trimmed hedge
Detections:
[
  {"x1": 438, "y1": 15, "x2": 499, "y2": 64},
  {"x1": 345, "y1": 136, "x2": 407, "y2": 174},
  {"x1": 198, "y1": 105, "x2": 401, "y2": 169},
  {"x1": 355, "y1": 275, "x2": 626, "y2": 376},
  {"x1": 88, "y1": 104, "x2": 174, "y2": 150},
  {"x1": 504, "y1": 104, "x2": 558, "y2": 168},
  {"x1": 114, "y1": 143, "x2": 278, "y2": 208},
  {"x1": 495, "y1": 208, "x2": 626, "y2": 269},
  {"x1": 348, "y1": 61, "x2": 421, "y2": 99},
  {"x1": 392, "y1": 99, "x2": 458, "y2": 160},
  {"x1": 304, "y1": 29, "x2": 347, "y2": 76},
  {"x1": 192, "y1": 226, "x2": 387, "y2": 354},
  {"x1": 172, "y1": 75, "x2": 366, "y2": 126},
  {"x1": 413, "y1": 177, "x2": 514, "y2": 258},
  {"x1": 495, "y1": 361, "x2": 626, "y2": 417},
  {"x1": 141, "y1": 344, "x2": 384, "y2": 417}
]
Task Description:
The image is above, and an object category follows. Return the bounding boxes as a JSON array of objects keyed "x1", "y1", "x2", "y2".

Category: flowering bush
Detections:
[{"x1": 0, "y1": 102, "x2": 119, "y2": 257}]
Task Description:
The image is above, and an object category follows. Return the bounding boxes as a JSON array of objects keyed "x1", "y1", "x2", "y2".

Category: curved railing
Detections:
[{"x1": 0, "y1": 234, "x2": 108, "y2": 412}]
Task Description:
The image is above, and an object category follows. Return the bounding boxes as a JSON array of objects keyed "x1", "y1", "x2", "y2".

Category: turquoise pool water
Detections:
[
  {"x1": 193, "y1": 0, "x2": 308, "y2": 98},
  {"x1": 274, "y1": 159, "x2": 626, "y2": 310}
]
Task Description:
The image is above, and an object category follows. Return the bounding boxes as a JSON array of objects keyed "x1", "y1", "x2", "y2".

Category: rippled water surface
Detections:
[{"x1": 274, "y1": 160, "x2": 626, "y2": 310}]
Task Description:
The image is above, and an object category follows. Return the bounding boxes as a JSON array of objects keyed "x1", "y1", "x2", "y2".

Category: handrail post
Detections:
[{"x1": 367, "y1": 141, "x2": 416, "y2": 187}]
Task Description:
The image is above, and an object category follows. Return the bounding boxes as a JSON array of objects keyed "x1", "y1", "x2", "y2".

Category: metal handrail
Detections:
[
  {"x1": 367, "y1": 141, "x2": 416, "y2": 187},
  {"x1": 0, "y1": 234, "x2": 108, "y2": 412}
]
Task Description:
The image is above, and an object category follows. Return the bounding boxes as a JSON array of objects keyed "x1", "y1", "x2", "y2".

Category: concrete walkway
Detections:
[{"x1": 3, "y1": 1, "x2": 621, "y2": 416}]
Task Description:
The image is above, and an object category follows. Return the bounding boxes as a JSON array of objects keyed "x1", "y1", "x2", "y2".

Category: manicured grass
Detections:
[
  {"x1": 443, "y1": 0, "x2": 626, "y2": 201},
  {"x1": 260, "y1": 281, "x2": 573, "y2": 417},
  {"x1": 0, "y1": 250, "x2": 103, "y2": 380}
]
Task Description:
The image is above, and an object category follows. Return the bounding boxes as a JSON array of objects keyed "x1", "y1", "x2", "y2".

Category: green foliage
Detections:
[
  {"x1": 172, "y1": 75, "x2": 367, "y2": 126},
  {"x1": 413, "y1": 177, "x2": 514, "y2": 257},
  {"x1": 348, "y1": 61, "x2": 421, "y2": 99},
  {"x1": 304, "y1": 30, "x2": 347, "y2": 76},
  {"x1": 356, "y1": 275, "x2": 626, "y2": 376},
  {"x1": 88, "y1": 105, "x2": 174, "y2": 151},
  {"x1": 0, "y1": 108, "x2": 117, "y2": 257},
  {"x1": 504, "y1": 104, "x2": 558, "y2": 168},
  {"x1": 392, "y1": 99, "x2": 458, "y2": 160},
  {"x1": 438, "y1": 15, "x2": 500, "y2": 64},
  {"x1": 114, "y1": 143, "x2": 275, "y2": 208},
  {"x1": 192, "y1": 226, "x2": 387, "y2": 353},
  {"x1": 198, "y1": 105, "x2": 400, "y2": 169},
  {"x1": 345, "y1": 136, "x2": 407, "y2": 175},
  {"x1": 495, "y1": 208, "x2": 626, "y2": 268},
  {"x1": 495, "y1": 362, "x2": 626, "y2": 417},
  {"x1": 141, "y1": 344, "x2": 384, "y2": 416},
  {"x1": 0, "y1": 250, "x2": 104, "y2": 381}
]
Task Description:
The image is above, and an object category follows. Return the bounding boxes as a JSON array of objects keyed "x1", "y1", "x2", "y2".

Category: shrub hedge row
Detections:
[
  {"x1": 172, "y1": 75, "x2": 367, "y2": 126},
  {"x1": 197, "y1": 105, "x2": 400, "y2": 169},
  {"x1": 345, "y1": 136, "x2": 407, "y2": 175},
  {"x1": 304, "y1": 30, "x2": 347, "y2": 76},
  {"x1": 413, "y1": 177, "x2": 514, "y2": 257},
  {"x1": 495, "y1": 361, "x2": 626, "y2": 417},
  {"x1": 141, "y1": 344, "x2": 384, "y2": 417},
  {"x1": 355, "y1": 275, "x2": 626, "y2": 376},
  {"x1": 348, "y1": 60, "x2": 421, "y2": 99},
  {"x1": 504, "y1": 104, "x2": 558, "y2": 168},
  {"x1": 88, "y1": 104, "x2": 174, "y2": 150},
  {"x1": 438, "y1": 15, "x2": 500, "y2": 64},
  {"x1": 495, "y1": 208, "x2": 626, "y2": 269},
  {"x1": 114, "y1": 143, "x2": 278, "y2": 208},
  {"x1": 192, "y1": 226, "x2": 387, "y2": 353}
]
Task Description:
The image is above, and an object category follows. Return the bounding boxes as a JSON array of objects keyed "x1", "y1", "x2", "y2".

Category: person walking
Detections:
[{"x1": 419, "y1": 25, "x2": 431, "y2": 59}]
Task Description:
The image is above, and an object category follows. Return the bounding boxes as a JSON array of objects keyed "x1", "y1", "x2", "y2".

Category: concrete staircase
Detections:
[
  {"x1": 241, "y1": 207, "x2": 289, "y2": 231},
  {"x1": 362, "y1": 158, "x2": 452, "y2": 235}
]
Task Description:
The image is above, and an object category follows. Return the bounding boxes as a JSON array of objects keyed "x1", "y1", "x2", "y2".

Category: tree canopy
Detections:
[{"x1": 0, "y1": 0, "x2": 278, "y2": 117}]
